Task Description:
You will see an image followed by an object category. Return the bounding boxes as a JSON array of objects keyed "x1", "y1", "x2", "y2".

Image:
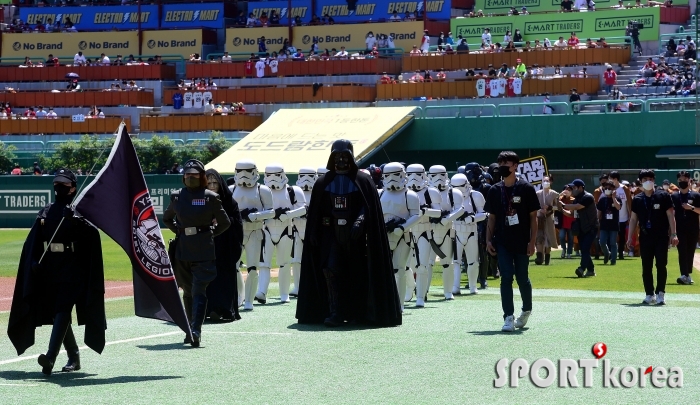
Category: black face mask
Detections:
[
  {"x1": 498, "y1": 165, "x2": 512, "y2": 178},
  {"x1": 679, "y1": 181, "x2": 689, "y2": 189},
  {"x1": 334, "y1": 152, "x2": 351, "y2": 174},
  {"x1": 54, "y1": 183, "x2": 74, "y2": 202}
]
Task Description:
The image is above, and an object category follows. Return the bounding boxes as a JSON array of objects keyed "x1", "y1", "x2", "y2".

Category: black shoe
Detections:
[
  {"x1": 208, "y1": 311, "x2": 221, "y2": 322},
  {"x1": 61, "y1": 354, "x2": 81, "y2": 372},
  {"x1": 324, "y1": 314, "x2": 344, "y2": 327},
  {"x1": 575, "y1": 267, "x2": 584, "y2": 278},
  {"x1": 534, "y1": 252, "x2": 543, "y2": 265},
  {"x1": 585, "y1": 270, "x2": 596, "y2": 277},
  {"x1": 544, "y1": 254, "x2": 551, "y2": 265},
  {"x1": 618, "y1": 254, "x2": 625, "y2": 260},
  {"x1": 254, "y1": 294, "x2": 267, "y2": 305},
  {"x1": 38, "y1": 354, "x2": 55, "y2": 376},
  {"x1": 39, "y1": 312, "x2": 72, "y2": 376},
  {"x1": 604, "y1": 254, "x2": 609, "y2": 265},
  {"x1": 191, "y1": 331, "x2": 201, "y2": 348},
  {"x1": 184, "y1": 335, "x2": 192, "y2": 344},
  {"x1": 289, "y1": 292, "x2": 299, "y2": 298},
  {"x1": 190, "y1": 295, "x2": 207, "y2": 348},
  {"x1": 61, "y1": 325, "x2": 80, "y2": 372}
]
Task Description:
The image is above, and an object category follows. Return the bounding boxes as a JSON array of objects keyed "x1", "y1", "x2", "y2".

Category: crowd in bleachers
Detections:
[{"x1": 463, "y1": 0, "x2": 673, "y2": 17}]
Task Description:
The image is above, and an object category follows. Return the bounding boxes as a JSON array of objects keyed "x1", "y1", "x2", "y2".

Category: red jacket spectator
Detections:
[
  {"x1": 567, "y1": 34, "x2": 580, "y2": 48},
  {"x1": 11, "y1": 165, "x2": 22, "y2": 175},
  {"x1": 380, "y1": 74, "x2": 393, "y2": 84},
  {"x1": 604, "y1": 69, "x2": 617, "y2": 85}
]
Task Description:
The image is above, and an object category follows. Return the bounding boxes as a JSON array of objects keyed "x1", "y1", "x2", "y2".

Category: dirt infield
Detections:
[{"x1": 0, "y1": 278, "x2": 133, "y2": 312}]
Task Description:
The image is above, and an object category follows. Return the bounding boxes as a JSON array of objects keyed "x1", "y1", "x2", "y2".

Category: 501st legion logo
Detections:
[{"x1": 131, "y1": 190, "x2": 173, "y2": 280}]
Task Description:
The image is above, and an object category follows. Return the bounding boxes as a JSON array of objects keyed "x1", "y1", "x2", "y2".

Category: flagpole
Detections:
[{"x1": 39, "y1": 123, "x2": 124, "y2": 264}]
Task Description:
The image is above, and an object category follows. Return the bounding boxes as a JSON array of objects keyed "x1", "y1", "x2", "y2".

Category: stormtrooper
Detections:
[
  {"x1": 259, "y1": 164, "x2": 307, "y2": 303},
  {"x1": 465, "y1": 162, "x2": 492, "y2": 288},
  {"x1": 450, "y1": 173, "x2": 487, "y2": 294},
  {"x1": 380, "y1": 162, "x2": 421, "y2": 311},
  {"x1": 290, "y1": 167, "x2": 317, "y2": 297},
  {"x1": 230, "y1": 160, "x2": 275, "y2": 310},
  {"x1": 428, "y1": 165, "x2": 465, "y2": 300},
  {"x1": 405, "y1": 164, "x2": 442, "y2": 307}
]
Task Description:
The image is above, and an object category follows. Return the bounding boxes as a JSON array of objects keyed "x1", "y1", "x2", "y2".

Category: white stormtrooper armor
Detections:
[
  {"x1": 259, "y1": 164, "x2": 307, "y2": 303},
  {"x1": 427, "y1": 166, "x2": 465, "y2": 299},
  {"x1": 317, "y1": 167, "x2": 329, "y2": 175},
  {"x1": 380, "y1": 162, "x2": 421, "y2": 312},
  {"x1": 230, "y1": 160, "x2": 275, "y2": 310},
  {"x1": 406, "y1": 164, "x2": 442, "y2": 307},
  {"x1": 290, "y1": 167, "x2": 317, "y2": 296},
  {"x1": 450, "y1": 173, "x2": 487, "y2": 294}
]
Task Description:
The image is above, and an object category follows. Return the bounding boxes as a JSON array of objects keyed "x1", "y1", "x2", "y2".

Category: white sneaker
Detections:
[
  {"x1": 243, "y1": 302, "x2": 254, "y2": 311},
  {"x1": 656, "y1": 292, "x2": 666, "y2": 305},
  {"x1": 470, "y1": 287, "x2": 478, "y2": 294},
  {"x1": 514, "y1": 311, "x2": 531, "y2": 329},
  {"x1": 415, "y1": 296, "x2": 425, "y2": 308},
  {"x1": 502, "y1": 315, "x2": 515, "y2": 332},
  {"x1": 444, "y1": 292, "x2": 454, "y2": 300},
  {"x1": 642, "y1": 294, "x2": 656, "y2": 305},
  {"x1": 689, "y1": 275, "x2": 695, "y2": 284},
  {"x1": 628, "y1": 251, "x2": 634, "y2": 257}
]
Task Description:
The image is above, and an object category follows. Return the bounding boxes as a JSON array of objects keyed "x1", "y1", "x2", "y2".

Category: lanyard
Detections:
[
  {"x1": 643, "y1": 194, "x2": 653, "y2": 226},
  {"x1": 501, "y1": 185, "x2": 514, "y2": 214}
]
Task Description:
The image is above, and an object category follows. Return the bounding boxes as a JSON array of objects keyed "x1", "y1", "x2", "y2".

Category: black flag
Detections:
[{"x1": 74, "y1": 123, "x2": 191, "y2": 339}]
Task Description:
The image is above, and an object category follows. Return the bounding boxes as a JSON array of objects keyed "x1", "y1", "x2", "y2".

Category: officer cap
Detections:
[
  {"x1": 54, "y1": 168, "x2": 77, "y2": 184},
  {"x1": 183, "y1": 159, "x2": 205, "y2": 174}
]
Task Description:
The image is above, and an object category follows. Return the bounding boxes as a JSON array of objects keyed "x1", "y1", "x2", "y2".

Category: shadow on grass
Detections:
[
  {"x1": 287, "y1": 322, "x2": 398, "y2": 332},
  {"x1": 620, "y1": 303, "x2": 655, "y2": 307},
  {"x1": 0, "y1": 370, "x2": 182, "y2": 387},
  {"x1": 136, "y1": 342, "x2": 192, "y2": 351},
  {"x1": 468, "y1": 328, "x2": 528, "y2": 336}
]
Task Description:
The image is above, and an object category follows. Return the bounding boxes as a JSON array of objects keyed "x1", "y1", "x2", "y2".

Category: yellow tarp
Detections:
[{"x1": 206, "y1": 107, "x2": 417, "y2": 174}]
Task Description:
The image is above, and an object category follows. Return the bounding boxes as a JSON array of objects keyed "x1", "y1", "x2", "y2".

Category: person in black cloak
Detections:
[
  {"x1": 295, "y1": 139, "x2": 402, "y2": 327},
  {"x1": 8, "y1": 168, "x2": 106, "y2": 375},
  {"x1": 205, "y1": 168, "x2": 244, "y2": 321}
]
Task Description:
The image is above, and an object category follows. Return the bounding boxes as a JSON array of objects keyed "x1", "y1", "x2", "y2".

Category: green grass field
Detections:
[{"x1": 0, "y1": 229, "x2": 697, "y2": 403}]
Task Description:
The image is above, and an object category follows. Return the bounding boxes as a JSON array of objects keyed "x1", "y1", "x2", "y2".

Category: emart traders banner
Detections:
[
  {"x1": 316, "y1": 0, "x2": 450, "y2": 23},
  {"x1": 451, "y1": 7, "x2": 660, "y2": 43},
  {"x1": 474, "y1": 0, "x2": 687, "y2": 14},
  {"x1": 19, "y1": 5, "x2": 158, "y2": 31},
  {"x1": 2, "y1": 32, "x2": 140, "y2": 59},
  {"x1": 143, "y1": 30, "x2": 202, "y2": 58},
  {"x1": 292, "y1": 21, "x2": 424, "y2": 51}
]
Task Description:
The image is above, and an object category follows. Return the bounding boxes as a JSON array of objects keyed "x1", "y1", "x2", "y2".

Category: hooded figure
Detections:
[
  {"x1": 295, "y1": 140, "x2": 401, "y2": 327},
  {"x1": 8, "y1": 168, "x2": 106, "y2": 375},
  {"x1": 204, "y1": 169, "x2": 244, "y2": 321}
]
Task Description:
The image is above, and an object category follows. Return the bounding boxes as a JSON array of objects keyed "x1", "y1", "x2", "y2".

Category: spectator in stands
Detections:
[
  {"x1": 561, "y1": 0, "x2": 573, "y2": 11},
  {"x1": 325, "y1": 14, "x2": 335, "y2": 25},
  {"x1": 544, "y1": 38, "x2": 552, "y2": 49},
  {"x1": 404, "y1": 11, "x2": 415, "y2": 21},
  {"x1": 514, "y1": 59, "x2": 526, "y2": 77},
  {"x1": 11, "y1": 164, "x2": 22, "y2": 175},
  {"x1": 377, "y1": 34, "x2": 388, "y2": 51},
  {"x1": 246, "y1": 13, "x2": 257, "y2": 27},
  {"x1": 553, "y1": 66, "x2": 563, "y2": 76},
  {"x1": 503, "y1": 31, "x2": 512, "y2": 44},
  {"x1": 444, "y1": 44, "x2": 455, "y2": 55},
  {"x1": 112, "y1": 55, "x2": 124, "y2": 66},
  {"x1": 509, "y1": 6, "x2": 519, "y2": 15},
  {"x1": 36, "y1": 106, "x2": 47, "y2": 118},
  {"x1": 23, "y1": 107, "x2": 36, "y2": 119},
  {"x1": 616, "y1": 0, "x2": 626, "y2": 7},
  {"x1": 100, "y1": 53, "x2": 110, "y2": 66},
  {"x1": 292, "y1": 49, "x2": 304, "y2": 60},
  {"x1": 586, "y1": 38, "x2": 596, "y2": 48},
  {"x1": 615, "y1": 96, "x2": 630, "y2": 112},
  {"x1": 204, "y1": 100, "x2": 215, "y2": 116},
  {"x1": 520, "y1": 6, "x2": 529, "y2": 14},
  {"x1": 685, "y1": 43, "x2": 697, "y2": 60},
  {"x1": 513, "y1": 29, "x2": 523, "y2": 44},
  {"x1": 236, "y1": 11, "x2": 246, "y2": 26},
  {"x1": 221, "y1": 51, "x2": 232, "y2": 63},
  {"x1": 335, "y1": 46, "x2": 349, "y2": 59},
  {"x1": 237, "y1": 102, "x2": 246, "y2": 114},
  {"x1": 604, "y1": 66, "x2": 617, "y2": 94},
  {"x1": 46, "y1": 54, "x2": 58, "y2": 67},
  {"x1": 386, "y1": 35, "x2": 396, "y2": 53},
  {"x1": 47, "y1": 107, "x2": 57, "y2": 119},
  {"x1": 66, "y1": 79, "x2": 81, "y2": 92},
  {"x1": 597, "y1": 38, "x2": 609, "y2": 48},
  {"x1": 457, "y1": 39, "x2": 469, "y2": 53},
  {"x1": 494, "y1": 42, "x2": 503, "y2": 53},
  {"x1": 366, "y1": 32, "x2": 377, "y2": 51},
  {"x1": 310, "y1": 15, "x2": 321, "y2": 25},
  {"x1": 570, "y1": 88, "x2": 581, "y2": 114},
  {"x1": 482, "y1": 28, "x2": 492, "y2": 46},
  {"x1": 543, "y1": 93, "x2": 554, "y2": 114},
  {"x1": 0, "y1": 109, "x2": 7, "y2": 120},
  {"x1": 33, "y1": 162, "x2": 42, "y2": 176},
  {"x1": 293, "y1": 16, "x2": 303, "y2": 26},
  {"x1": 533, "y1": 39, "x2": 542, "y2": 49},
  {"x1": 259, "y1": 12, "x2": 269, "y2": 27},
  {"x1": 20, "y1": 57, "x2": 33, "y2": 68},
  {"x1": 423, "y1": 70, "x2": 433, "y2": 82},
  {"x1": 64, "y1": 17, "x2": 76, "y2": 32},
  {"x1": 270, "y1": 10, "x2": 280, "y2": 26},
  {"x1": 380, "y1": 72, "x2": 393, "y2": 84},
  {"x1": 568, "y1": 32, "x2": 580, "y2": 48},
  {"x1": 207, "y1": 79, "x2": 217, "y2": 90},
  {"x1": 554, "y1": 37, "x2": 568, "y2": 48},
  {"x1": 190, "y1": 53, "x2": 202, "y2": 63},
  {"x1": 409, "y1": 70, "x2": 424, "y2": 83},
  {"x1": 504, "y1": 41, "x2": 516, "y2": 52},
  {"x1": 5, "y1": 103, "x2": 12, "y2": 117},
  {"x1": 259, "y1": 36, "x2": 268, "y2": 54},
  {"x1": 641, "y1": 58, "x2": 656, "y2": 76},
  {"x1": 390, "y1": 11, "x2": 401, "y2": 22},
  {"x1": 74, "y1": 51, "x2": 86, "y2": 66}
]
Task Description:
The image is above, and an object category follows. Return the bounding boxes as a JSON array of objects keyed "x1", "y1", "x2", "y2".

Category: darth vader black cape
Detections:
[
  {"x1": 295, "y1": 168, "x2": 402, "y2": 327},
  {"x1": 7, "y1": 207, "x2": 106, "y2": 356}
]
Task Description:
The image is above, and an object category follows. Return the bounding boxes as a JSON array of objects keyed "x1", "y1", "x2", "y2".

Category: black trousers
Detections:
[
  {"x1": 677, "y1": 228, "x2": 699, "y2": 276},
  {"x1": 175, "y1": 259, "x2": 217, "y2": 299},
  {"x1": 618, "y1": 221, "x2": 628, "y2": 258},
  {"x1": 639, "y1": 233, "x2": 668, "y2": 296}
]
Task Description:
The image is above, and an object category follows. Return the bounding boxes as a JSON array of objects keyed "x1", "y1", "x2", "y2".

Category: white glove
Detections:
[
  {"x1": 248, "y1": 212, "x2": 260, "y2": 222},
  {"x1": 278, "y1": 213, "x2": 289, "y2": 222},
  {"x1": 392, "y1": 226, "x2": 404, "y2": 236}
]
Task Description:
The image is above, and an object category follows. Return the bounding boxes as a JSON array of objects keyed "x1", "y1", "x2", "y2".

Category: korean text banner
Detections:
[
  {"x1": 473, "y1": 0, "x2": 687, "y2": 14},
  {"x1": 292, "y1": 21, "x2": 423, "y2": 51},
  {"x1": 143, "y1": 29, "x2": 202, "y2": 58},
  {"x1": 205, "y1": 107, "x2": 418, "y2": 174},
  {"x1": 161, "y1": 3, "x2": 225, "y2": 29},
  {"x1": 1, "y1": 32, "x2": 140, "y2": 59},
  {"x1": 451, "y1": 7, "x2": 659, "y2": 43},
  {"x1": 316, "y1": 0, "x2": 450, "y2": 22},
  {"x1": 226, "y1": 27, "x2": 290, "y2": 54},
  {"x1": 19, "y1": 5, "x2": 158, "y2": 31},
  {"x1": 248, "y1": 1, "x2": 312, "y2": 24}
]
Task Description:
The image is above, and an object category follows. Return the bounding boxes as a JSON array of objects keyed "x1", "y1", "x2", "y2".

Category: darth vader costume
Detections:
[
  {"x1": 8, "y1": 168, "x2": 106, "y2": 375},
  {"x1": 295, "y1": 140, "x2": 401, "y2": 327},
  {"x1": 205, "y1": 169, "x2": 244, "y2": 321}
]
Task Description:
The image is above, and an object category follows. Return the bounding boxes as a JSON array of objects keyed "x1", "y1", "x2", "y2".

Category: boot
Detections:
[
  {"x1": 415, "y1": 268, "x2": 428, "y2": 307},
  {"x1": 61, "y1": 325, "x2": 81, "y2": 372},
  {"x1": 236, "y1": 271, "x2": 245, "y2": 308},
  {"x1": 278, "y1": 264, "x2": 291, "y2": 303},
  {"x1": 290, "y1": 262, "x2": 300, "y2": 297},
  {"x1": 190, "y1": 295, "x2": 208, "y2": 347},
  {"x1": 442, "y1": 264, "x2": 454, "y2": 300},
  {"x1": 183, "y1": 295, "x2": 193, "y2": 344},
  {"x1": 544, "y1": 254, "x2": 551, "y2": 265},
  {"x1": 534, "y1": 252, "x2": 543, "y2": 265},
  {"x1": 452, "y1": 262, "x2": 462, "y2": 295},
  {"x1": 255, "y1": 267, "x2": 270, "y2": 304},
  {"x1": 38, "y1": 312, "x2": 71, "y2": 376},
  {"x1": 244, "y1": 268, "x2": 258, "y2": 310},
  {"x1": 405, "y1": 267, "x2": 415, "y2": 302},
  {"x1": 323, "y1": 268, "x2": 343, "y2": 327},
  {"x1": 232, "y1": 273, "x2": 242, "y2": 321}
]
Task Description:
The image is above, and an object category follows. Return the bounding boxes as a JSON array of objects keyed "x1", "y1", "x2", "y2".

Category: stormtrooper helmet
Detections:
[
  {"x1": 450, "y1": 173, "x2": 470, "y2": 194},
  {"x1": 317, "y1": 167, "x2": 329, "y2": 175},
  {"x1": 406, "y1": 164, "x2": 428, "y2": 192},
  {"x1": 296, "y1": 167, "x2": 317, "y2": 191},
  {"x1": 264, "y1": 163, "x2": 288, "y2": 190},
  {"x1": 428, "y1": 165, "x2": 449, "y2": 191},
  {"x1": 235, "y1": 160, "x2": 259, "y2": 187},
  {"x1": 382, "y1": 162, "x2": 407, "y2": 191}
]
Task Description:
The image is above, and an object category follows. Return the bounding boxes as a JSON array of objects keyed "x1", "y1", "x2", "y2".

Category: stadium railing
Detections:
[
  {"x1": 0, "y1": 88, "x2": 155, "y2": 107},
  {"x1": 140, "y1": 113, "x2": 262, "y2": 132},
  {"x1": 0, "y1": 116, "x2": 131, "y2": 134}
]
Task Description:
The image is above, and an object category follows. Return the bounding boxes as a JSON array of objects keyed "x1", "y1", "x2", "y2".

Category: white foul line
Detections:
[{"x1": 207, "y1": 331, "x2": 292, "y2": 336}]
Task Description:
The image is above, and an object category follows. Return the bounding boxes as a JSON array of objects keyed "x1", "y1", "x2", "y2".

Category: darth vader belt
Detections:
[
  {"x1": 46, "y1": 242, "x2": 74, "y2": 253},
  {"x1": 182, "y1": 226, "x2": 211, "y2": 236}
]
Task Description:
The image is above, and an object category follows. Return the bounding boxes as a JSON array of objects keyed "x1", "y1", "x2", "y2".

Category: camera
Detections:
[{"x1": 628, "y1": 20, "x2": 644, "y2": 30}]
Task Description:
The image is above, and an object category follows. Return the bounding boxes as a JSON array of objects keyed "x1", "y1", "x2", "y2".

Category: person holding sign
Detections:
[{"x1": 485, "y1": 151, "x2": 540, "y2": 332}]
